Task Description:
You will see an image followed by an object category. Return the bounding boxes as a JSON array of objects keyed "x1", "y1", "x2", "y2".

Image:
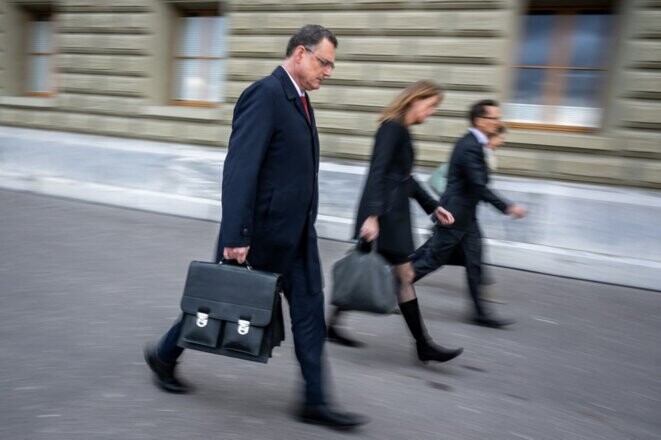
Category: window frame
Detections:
[
  {"x1": 24, "y1": 10, "x2": 57, "y2": 97},
  {"x1": 169, "y1": 8, "x2": 227, "y2": 108},
  {"x1": 505, "y1": 4, "x2": 615, "y2": 133}
]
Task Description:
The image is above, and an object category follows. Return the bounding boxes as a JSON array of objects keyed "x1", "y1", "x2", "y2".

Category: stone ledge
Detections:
[
  {"x1": 139, "y1": 105, "x2": 231, "y2": 122},
  {"x1": 0, "y1": 97, "x2": 57, "y2": 109},
  {"x1": 228, "y1": 58, "x2": 503, "y2": 90},
  {"x1": 231, "y1": 0, "x2": 507, "y2": 11},
  {"x1": 229, "y1": 35, "x2": 505, "y2": 62}
]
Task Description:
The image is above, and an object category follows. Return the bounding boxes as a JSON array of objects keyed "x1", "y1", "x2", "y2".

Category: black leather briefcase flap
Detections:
[{"x1": 177, "y1": 261, "x2": 284, "y2": 363}]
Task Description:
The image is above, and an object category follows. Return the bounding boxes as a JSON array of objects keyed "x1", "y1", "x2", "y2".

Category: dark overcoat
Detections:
[
  {"x1": 354, "y1": 120, "x2": 438, "y2": 257},
  {"x1": 217, "y1": 66, "x2": 322, "y2": 291}
]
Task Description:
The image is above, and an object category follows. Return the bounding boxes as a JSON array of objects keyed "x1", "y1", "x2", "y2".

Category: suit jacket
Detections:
[
  {"x1": 355, "y1": 120, "x2": 438, "y2": 256},
  {"x1": 441, "y1": 131, "x2": 510, "y2": 230},
  {"x1": 217, "y1": 66, "x2": 322, "y2": 290}
]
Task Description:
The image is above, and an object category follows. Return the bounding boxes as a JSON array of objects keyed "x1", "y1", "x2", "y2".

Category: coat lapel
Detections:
[
  {"x1": 273, "y1": 66, "x2": 313, "y2": 131},
  {"x1": 466, "y1": 131, "x2": 489, "y2": 181},
  {"x1": 272, "y1": 66, "x2": 319, "y2": 170},
  {"x1": 306, "y1": 92, "x2": 319, "y2": 170},
  {"x1": 296, "y1": 94, "x2": 313, "y2": 130}
]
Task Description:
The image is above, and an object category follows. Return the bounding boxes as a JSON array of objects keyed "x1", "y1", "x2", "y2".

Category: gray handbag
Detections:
[
  {"x1": 428, "y1": 162, "x2": 449, "y2": 196},
  {"x1": 331, "y1": 242, "x2": 397, "y2": 314}
]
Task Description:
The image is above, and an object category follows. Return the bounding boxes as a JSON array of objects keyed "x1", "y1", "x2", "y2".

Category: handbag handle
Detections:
[{"x1": 356, "y1": 238, "x2": 378, "y2": 253}]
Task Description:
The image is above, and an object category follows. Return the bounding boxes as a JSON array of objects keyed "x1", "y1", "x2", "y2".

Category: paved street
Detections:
[{"x1": 1, "y1": 189, "x2": 660, "y2": 440}]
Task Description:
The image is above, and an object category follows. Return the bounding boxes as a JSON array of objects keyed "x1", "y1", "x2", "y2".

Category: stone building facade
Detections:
[{"x1": 0, "y1": 0, "x2": 659, "y2": 188}]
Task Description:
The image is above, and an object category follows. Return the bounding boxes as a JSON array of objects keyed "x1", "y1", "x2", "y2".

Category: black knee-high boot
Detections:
[{"x1": 399, "y1": 299, "x2": 463, "y2": 363}]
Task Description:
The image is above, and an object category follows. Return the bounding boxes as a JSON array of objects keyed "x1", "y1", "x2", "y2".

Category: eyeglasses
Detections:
[
  {"x1": 480, "y1": 116, "x2": 501, "y2": 120},
  {"x1": 305, "y1": 47, "x2": 335, "y2": 70}
]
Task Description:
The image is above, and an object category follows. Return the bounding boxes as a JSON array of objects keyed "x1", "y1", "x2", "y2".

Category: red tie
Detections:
[{"x1": 300, "y1": 96, "x2": 310, "y2": 122}]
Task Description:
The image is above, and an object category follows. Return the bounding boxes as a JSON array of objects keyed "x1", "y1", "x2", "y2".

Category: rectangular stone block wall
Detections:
[{"x1": 0, "y1": 0, "x2": 659, "y2": 188}]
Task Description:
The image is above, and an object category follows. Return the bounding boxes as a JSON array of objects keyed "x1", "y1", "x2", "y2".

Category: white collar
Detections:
[
  {"x1": 281, "y1": 65, "x2": 305, "y2": 97},
  {"x1": 468, "y1": 127, "x2": 489, "y2": 146}
]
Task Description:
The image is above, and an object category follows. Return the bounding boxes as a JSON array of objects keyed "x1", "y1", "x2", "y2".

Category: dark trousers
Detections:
[
  {"x1": 412, "y1": 222, "x2": 488, "y2": 318},
  {"x1": 156, "y1": 252, "x2": 327, "y2": 406}
]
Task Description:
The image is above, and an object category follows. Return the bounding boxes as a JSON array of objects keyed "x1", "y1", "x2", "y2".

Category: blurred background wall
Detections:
[{"x1": 0, "y1": 0, "x2": 659, "y2": 188}]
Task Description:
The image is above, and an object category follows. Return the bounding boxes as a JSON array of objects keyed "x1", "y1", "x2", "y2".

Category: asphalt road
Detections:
[{"x1": 1, "y1": 189, "x2": 659, "y2": 440}]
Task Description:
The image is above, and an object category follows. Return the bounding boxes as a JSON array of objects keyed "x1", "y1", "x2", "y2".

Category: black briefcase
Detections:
[{"x1": 176, "y1": 260, "x2": 285, "y2": 364}]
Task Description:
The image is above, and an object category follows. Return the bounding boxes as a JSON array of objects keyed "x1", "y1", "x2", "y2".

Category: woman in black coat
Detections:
[{"x1": 328, "y1": 81, "x2": 463, "y2": 363}]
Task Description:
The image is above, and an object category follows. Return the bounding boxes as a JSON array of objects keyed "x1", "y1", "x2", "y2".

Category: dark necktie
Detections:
[{"x1": 300, "y1": 96, "x2": 310, "y2": 122}]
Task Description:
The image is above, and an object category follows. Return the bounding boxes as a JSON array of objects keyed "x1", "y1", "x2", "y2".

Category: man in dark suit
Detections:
[
  {"x1": 144, "y1": 25, "x2": 366, "y2": 429},
  {"x1": 411, "y1": 100, "x2": 527, "y2": 328}
]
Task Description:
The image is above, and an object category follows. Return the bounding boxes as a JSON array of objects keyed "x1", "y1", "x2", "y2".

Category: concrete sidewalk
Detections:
[{"x1": 1, "y1": 125, "x2": 659, "y2": 290}]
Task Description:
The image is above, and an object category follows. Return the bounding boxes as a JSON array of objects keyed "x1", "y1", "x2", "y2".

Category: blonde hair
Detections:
[{"x1": 378, "y1": 80, "x2": 443, "y2": 123}]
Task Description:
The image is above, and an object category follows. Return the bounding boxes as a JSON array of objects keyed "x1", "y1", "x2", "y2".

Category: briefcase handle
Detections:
[{"x1": 219, "y1": 258, "x2": 253, "y2": 271}]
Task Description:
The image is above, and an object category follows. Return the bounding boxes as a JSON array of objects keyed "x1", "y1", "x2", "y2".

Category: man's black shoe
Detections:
[
  {"x1": 471, "y1": 315, "x2": 515, "y2": 329},
  {"x1": 143, "y1": 344, "x2": 192, "y2": 394},
  {"x1": 297, "y1": 404, "x2": 368, "y2": 430},
  {"x1": 327, "y1": 325, "x2": 366, "y2": 348}
]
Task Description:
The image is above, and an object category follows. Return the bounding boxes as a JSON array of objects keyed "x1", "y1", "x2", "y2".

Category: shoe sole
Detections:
[
  {"x1": 326, "y1": 337, "x2": 366, "y2": 348},
  {"x1": 420, "y1": 347, "x2": 464, "y2": 364},
  {"x1": 298, "y1": 416, "x2": 366, "y2": 430},
  {"x1": 482, "y1": 298, "x2": 507, "y2": 304},
  {"x1": 472, "y1": 320, "x2": 514, "y2": 328}
]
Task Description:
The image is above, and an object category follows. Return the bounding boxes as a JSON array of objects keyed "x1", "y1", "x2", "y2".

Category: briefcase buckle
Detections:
[
  {"x1": 196, "y1": 312, "x2": 209, "y2": 328},
  {"x1": 237, "y1": 319, "x2": 251, "y2": 335}
]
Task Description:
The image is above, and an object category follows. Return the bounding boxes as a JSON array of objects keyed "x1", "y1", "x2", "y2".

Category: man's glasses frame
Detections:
[{"x1": 304, "y1": 47, "x2": 335, "y2": 70}]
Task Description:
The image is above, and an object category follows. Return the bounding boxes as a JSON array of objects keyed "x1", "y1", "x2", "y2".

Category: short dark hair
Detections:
[
  {"x1": 285, "y1": 24, "x2": 338, "y2": 57},
  {"x1": 469, "y1": 99, "x2": 499, "y2": 126}
]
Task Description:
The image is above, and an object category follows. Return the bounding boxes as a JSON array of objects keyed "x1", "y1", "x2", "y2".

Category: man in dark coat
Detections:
[
  {"x1": 144, "y1": 25, "x2": 366, "y2": 429},
  {"x1": 411, "y1": 100, "x2": 527, "y2": 328}
]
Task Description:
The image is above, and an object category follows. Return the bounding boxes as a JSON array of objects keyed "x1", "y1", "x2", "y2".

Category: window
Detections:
[
  {"x1": 505, "y1": 3, "x2": 615, "y2": 130},
  {"x1": 172, "y1": 9, "x2": 229, "y2": 106},
  {"x1": 26, "y1": 11, "x2": 55, "y2": 96}
]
